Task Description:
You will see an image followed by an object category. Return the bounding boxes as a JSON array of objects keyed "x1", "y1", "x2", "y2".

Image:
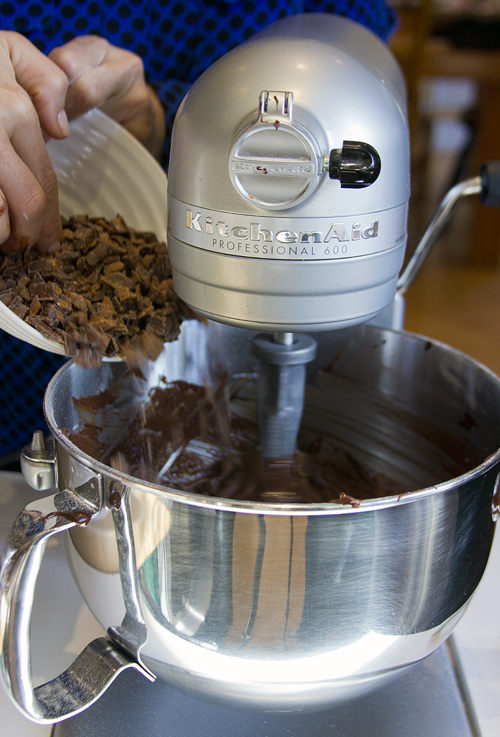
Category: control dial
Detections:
[{"x1": 228, "y1": 91, "x2": 323, "y2": 210}]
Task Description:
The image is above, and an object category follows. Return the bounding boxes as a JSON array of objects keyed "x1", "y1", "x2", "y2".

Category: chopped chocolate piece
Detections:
[
  {"x1": 72, "y1": 311, "x2": 88, "y2": 327},
  {"x1": 29, "y1": 271, "x2": 44, "y2": 284},
  {"x1": 105, "y1": 335, "x2": 120, "y2": 357},
  {"x1": 0, "y1": 288, "x2": 15, "y2": 306},
  {"x1": 109, "y1": 215, "x2": 128, "y2": 233},
  {"x1": 27, "y1": 259, "x2": 60, "y2": 276},
  {"x1": 15, "y1": 274, "x2": 31, "y2": 301},
  {"x1": 84, "y1": 267, "x2": 101, "y2": 285},
  {"x1": 92, "y1": 296, "x2": 114, "y2": 318},
  {"x1": 85, "y1": 241, "x2": 118, "y2": 266},
  {"x1": 89, "y1": 317, "x2": 122, "y2": 332},
  {"x1": 147, "y1": 313, "x2": 170, "y2": 338},
  {"x1": 155, "y1": 254, "x2": 171, "y2": 279},
  {"x1": 9, "y1": 294, "x2": 23, "y2": 309},
  {"x1": 100, "y1": 272, "x2": 135, "y2": 291},
  {"x1": 132, "y1": 264, "x2": 151, "y2": 288},
  {"x1": 2, "y1": 266, "x2": 24, "y2": 280},
  {"x1": 330, "y1": 492, "x2": 361, "y2": 508},
  {"x1": 10, "y1": 296, "x2": 29, "y2": 319},
  {"x1": 29, "y1": 282, "x2": 62, "y2": 301},
  {"x1": 75, "y1": 347, "x2": 103, "y2": 368},
  {"x1": 58, "y1": 250, "x2": 80, "y2": 261},
  {"x1": 122, "y1": 335, "x2": 148, "y2": 367},
  {"x1": 58, "y1": 329, "x2": 78, "y2": 357},
  {"x1": 142, "y1": 254, "x2": 155, "y2": 269},
  {"x1": 55, "y1": 298, "x2": 73, "y2": 315},
  {"x1": 138, "y1": 304, "x2": 155, "y2": 320},
  {"x1": 89, "y1": 289, "x2": 106, "y2": 302},
  {"x1": 45, "y1": 303, "x2": 65, "y2": 325},
  {"x1": 141, "y1": 331, "x2": 165, "y2": 361},
  {"x1": 112, "y1": 286, "x2": 133, "y2": 302},
  {"x1": 103, "y1": 260, "x2": 125, "y2": 274},
  {"x1": 64, "y1": 291, "x2": 90, "y2": 312},
  {"x1": 29, "y1": 296, "x2": 41, "y2": 316},
  {"x1": 26, "y1": 316, "x2": 63, "y2": 343}
]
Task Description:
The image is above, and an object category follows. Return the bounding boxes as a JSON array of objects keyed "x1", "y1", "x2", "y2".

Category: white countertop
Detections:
[{"x1": 0, "y1": 470, "x2": 499, "y2": 736}]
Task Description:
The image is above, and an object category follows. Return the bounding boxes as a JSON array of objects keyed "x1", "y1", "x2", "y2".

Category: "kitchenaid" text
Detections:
[{"x1": 186, "y1": 211, "x2": 379, "y2": 243}]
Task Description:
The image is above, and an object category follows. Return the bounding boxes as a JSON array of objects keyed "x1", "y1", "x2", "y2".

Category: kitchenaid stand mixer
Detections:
[
  {"x1": 2, "y1": 12, "x2": 500, "y2": 731},
  {"x1": 167, "y1": 13, "x2": 410, "y2": 461}
]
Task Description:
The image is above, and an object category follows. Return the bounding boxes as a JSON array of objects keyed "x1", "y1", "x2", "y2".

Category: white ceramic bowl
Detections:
[{"x1": 0, "y1": 108, "x2": 168, "y2": 353}]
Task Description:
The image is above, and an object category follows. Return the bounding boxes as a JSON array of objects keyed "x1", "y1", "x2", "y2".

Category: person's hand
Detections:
[
  {"x1": 0, "y1": 31, "x2": 70, "y2": 254},
  {"x1": 0, "y1": 32, "x2": 165, "y2": 256},
  {"x1": 49, "y1": 36, "x2": 165, "y2": 159}
]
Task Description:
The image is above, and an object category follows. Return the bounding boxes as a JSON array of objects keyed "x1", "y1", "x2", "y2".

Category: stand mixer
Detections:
[
  {"x1": 167, "y1": 13, "x2": 410, "y2": 461},
  {"x1": 3, "y1": 12, "x2": 500, "y2": 732}
]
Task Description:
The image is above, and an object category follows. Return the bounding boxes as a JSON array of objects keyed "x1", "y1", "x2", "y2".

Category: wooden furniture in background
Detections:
[
  {"x1": 421, "y1": 39, "x2": 500, "y2": 266},
  {"x1": 389, "y1": 1, "x2": 434, "y2": 256},
  {"x1": 390, "y1": 4, "x2": 500, "y2": 266}
]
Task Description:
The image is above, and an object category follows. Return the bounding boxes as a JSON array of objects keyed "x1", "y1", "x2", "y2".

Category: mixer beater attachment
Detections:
[{"x1": 251, "y1": 332, "x2": 317, "y2": 460}]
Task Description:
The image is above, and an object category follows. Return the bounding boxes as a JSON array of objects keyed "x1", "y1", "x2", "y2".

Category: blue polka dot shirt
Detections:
[{"x1": 0, "y1": 0, "x2": 397, "y2": 163}]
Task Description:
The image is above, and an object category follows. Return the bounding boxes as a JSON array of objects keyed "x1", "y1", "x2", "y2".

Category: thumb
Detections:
[{"x1": 7, "y1": 33, "x2": 70, "y2": 139}]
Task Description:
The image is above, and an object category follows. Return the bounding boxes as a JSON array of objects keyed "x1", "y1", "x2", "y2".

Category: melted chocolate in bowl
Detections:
[{"x1": 63, "y1": 321, "x2": 488, "y2": 505}]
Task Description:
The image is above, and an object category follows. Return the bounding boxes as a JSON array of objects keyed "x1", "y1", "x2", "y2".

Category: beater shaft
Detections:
[{"x1": 251, "y1": 332, "x2": 317, "y2": 459}]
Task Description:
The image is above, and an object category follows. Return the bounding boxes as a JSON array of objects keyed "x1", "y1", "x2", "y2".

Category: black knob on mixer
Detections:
[{"x1": 329, "y1": 141, "x2": 381, "y2": 188}]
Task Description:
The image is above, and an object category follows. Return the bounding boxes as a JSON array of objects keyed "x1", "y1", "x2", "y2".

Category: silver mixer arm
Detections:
[{"x1": 397, "y1": 162, "x2": 500, "y2": 296}]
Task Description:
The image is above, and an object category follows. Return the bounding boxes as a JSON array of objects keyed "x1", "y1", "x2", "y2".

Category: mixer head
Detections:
[
  {"x1": 167, "y1": 13, "x2": 411, "y2": 461},
  {"x1": 167, "y1": 13, "x2": 410, "y2": 333}
]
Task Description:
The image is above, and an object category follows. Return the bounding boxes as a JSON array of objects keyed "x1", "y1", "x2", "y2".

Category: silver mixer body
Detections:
[{"x1": 167, "y1": 13, "x2": 410, "y2": 333}]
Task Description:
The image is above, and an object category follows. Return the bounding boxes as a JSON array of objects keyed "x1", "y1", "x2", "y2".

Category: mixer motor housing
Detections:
[{"x1": 167, "y1": 13, "x2": 410, "y2": 332}]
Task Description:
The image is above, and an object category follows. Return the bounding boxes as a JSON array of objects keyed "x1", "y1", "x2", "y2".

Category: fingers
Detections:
[
  {"x1": 0, "y1": 32, "x2": 65, "y2": 253},
  {"x1": 0, "y1": 133, "x2": 62, "y2": 254},
  {"x1": 49, "y1": 36, "x2": 165, "y2": 156},
  {"x1": 4, "y1": 32, "x2": 70, "y2": 140},
  {"x1": 0, "y1": 190, "x2": 10, "y2": 246},
  {"x1": 49, "y1": 36, "x2": 146, "y2": 122}
]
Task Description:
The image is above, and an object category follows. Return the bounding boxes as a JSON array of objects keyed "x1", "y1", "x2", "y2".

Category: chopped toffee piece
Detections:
[{"x1": 1, "y1": 214, "x2": 192, "y2": 366}]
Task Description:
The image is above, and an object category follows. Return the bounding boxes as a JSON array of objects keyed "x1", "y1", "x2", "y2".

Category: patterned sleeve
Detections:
[
  {"x1": 149, "y1": 78, "x2": 192, "y2": 167},
  {"x1": 149, "y1": 0, "x2": 399, "y2": 163},
  {"x1": 301, "y1": 0, "x2": 398, "y2": 40}
]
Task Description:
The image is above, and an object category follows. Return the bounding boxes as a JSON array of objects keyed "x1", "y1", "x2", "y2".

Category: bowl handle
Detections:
[{"x1": 0, "y1": 477, "x2": 155, "y2": 724}]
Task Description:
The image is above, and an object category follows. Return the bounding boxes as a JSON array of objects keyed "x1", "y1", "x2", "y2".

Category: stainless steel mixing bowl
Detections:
[{"x1": 1, "y1": 321, "x2": 500, "y2": 724}]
